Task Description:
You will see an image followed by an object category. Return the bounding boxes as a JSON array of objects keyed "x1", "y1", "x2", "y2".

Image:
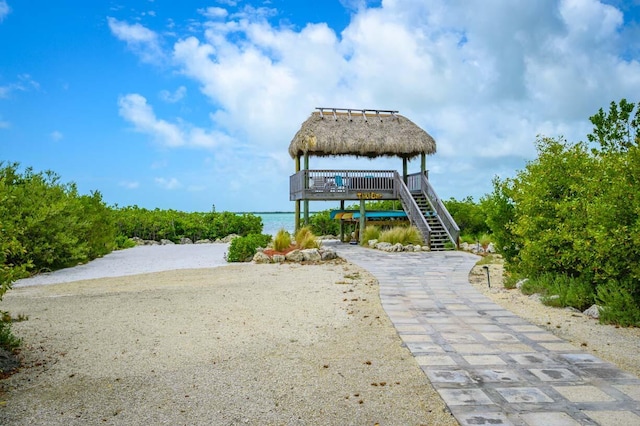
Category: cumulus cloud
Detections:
[
  {"x1": 118, "y1": 93, "x2": 229, "y2": 149},
  {"x1": 159, "y1": 86, "x2": 186, "y2": 103},
  {"x1": 111, "y1": 0, "x2": 640, "y2": 201},
  {"x1": 0, "y1": 1, "x2": 10, "y2": 22},
  {"x1": 198, "y1": 7, "x2": 228, "y2": 19},
  {"x1": 107, "y1": 17, "x2": 164, "y2": 64},
  {"x1": 155, "y1": 177, "x2": 181, "y2": 190}
]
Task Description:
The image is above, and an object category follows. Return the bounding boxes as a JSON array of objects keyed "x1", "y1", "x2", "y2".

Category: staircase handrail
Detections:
[
  {"x1": 394, "y1": 172, "x2": 431, "y2": 246},
  {"x1": 420, "y1": 173, "x2": 460, "y2": 245}
]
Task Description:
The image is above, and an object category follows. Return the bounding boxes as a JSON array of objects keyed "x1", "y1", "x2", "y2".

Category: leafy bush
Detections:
[
  {"x1": 308, "y1": 210, "x2": 339, "y2": 236},
  {"x1": 115, "y1": 235, "x2": 137, "y2": 250},
  {"x1": 273, "y1": 229, "x2": 292, "y2": 252},
  {"x1": 443, "y1": 196, "x2": 490, "y2": 237},
  {"x1": 520, "y1": 275, "x2": 551, "y2": 296},
  {"x1": 226, "y1": 234, "x2": 272, "y2": 262},
  {"x1": 379, "y1": 226, "x2": 423, "y2": 246},
  {"x1": 480, "y1": 100, "x2": 640, "y2": 324},
  {"x1": 1, "y1": 162, "x2": 115, "y2": 278},
  {"x1": 540, "y1": 275, "x2": 595, "y2": 311},
  {"x1": 113, "y1": 208, "x2": 263, "y2": 242},
  {"x1": 596, "y1": 280, "x2": 640, "y2": 327},
  {"x1": 0, "y1": 317, "x2": 21, "y2": 351}
]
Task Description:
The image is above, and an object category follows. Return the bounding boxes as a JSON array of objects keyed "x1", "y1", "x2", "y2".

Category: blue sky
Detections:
[{"x1": 1, "y1": 0, "x2": 639, "y2": 212}]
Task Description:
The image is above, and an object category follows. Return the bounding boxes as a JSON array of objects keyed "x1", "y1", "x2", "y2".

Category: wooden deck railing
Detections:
[{"x1": 290, "y1": 170, "x2": 397, "y2": 200}]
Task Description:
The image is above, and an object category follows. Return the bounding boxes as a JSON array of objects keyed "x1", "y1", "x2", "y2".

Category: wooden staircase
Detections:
[
  {"x1": 394, "y1": 172, "x2": 459, "y2": 251},
  {"x1": 410, "y1": 192, "x2": 453, "y2": 251}
]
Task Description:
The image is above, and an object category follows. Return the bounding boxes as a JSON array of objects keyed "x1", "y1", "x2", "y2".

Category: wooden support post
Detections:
[
  {"x1": 303, "y1": 153, "x2": 309, "y2": 225},
  {"x1": 295, "y1": 155, "x2": 301, "y2": 231},
  {"x1": 402, "y1": 157, "x2": 408, "y2": 183},
  {"x1": 359, "y1": 199, "x2": 366, "y2": 245},
  {"x1": 421, "y1": 153, "x2": 426, "y2": 191},
  {"x1": 339, "y1": 200, "x2": 345, "y2": 242}
]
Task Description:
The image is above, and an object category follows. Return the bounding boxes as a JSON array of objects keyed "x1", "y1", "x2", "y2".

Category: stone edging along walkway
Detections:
[{"x1": 333, "y1": 244, "x2": 640, "y2": 426}]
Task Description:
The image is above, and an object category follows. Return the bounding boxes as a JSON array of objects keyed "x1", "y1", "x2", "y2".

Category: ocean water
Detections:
[{"x1": 256, "y1": 212, "x2": 296, "y2": 236}]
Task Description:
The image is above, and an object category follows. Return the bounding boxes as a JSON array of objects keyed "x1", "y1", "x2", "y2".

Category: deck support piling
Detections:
[
  {"x1": 359, "y1": 199, "x2": 366, "y2": 245},
  {"x1": 295, "y1": 155, "x2": 301, "y2": 231},
  {"x1": 339, "y1": 200, "x2": 345, "y2": 242},
  {"x1": 402, "y1": 158, "x2": 408, "y2": 183},
  {"x1": 303, "y1": 153, "x2": 309, "y2": 225}
]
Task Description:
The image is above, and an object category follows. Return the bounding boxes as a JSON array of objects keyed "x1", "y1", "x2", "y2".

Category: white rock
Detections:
[
  {"x1": 375, "y1": 242, "x2": 392, "y2": 251},
  {"x1": 252, "y1": 252, "x2": 271, "y2": 263},
  {"x1": 320, "y1": 249, "x2": 337, "y2": 261},
  {"x1": 301, "y1": 249, "x2": 321, "y2": 262},
  {"x1": 583, "y1": 304, "x2": 601, "y2": 319},
  {"x1": 272, "y1": 254, "x2": 286, "y2": 263},
  {"x1": 160, "y1": 239, "x2": 175, "y2": 245},
  {"x1": 285, "y1": 250, "x2": 304, "y2": 262}
]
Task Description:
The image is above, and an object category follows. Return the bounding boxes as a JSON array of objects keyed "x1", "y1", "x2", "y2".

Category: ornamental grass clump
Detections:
[
  {"x1": 295, "y1": 226, "x2": 319, "y2": 249},
  {"x1": 273, "y1": 229, "x2": 292, "y2": 252},
  {"x1": 379, "y1": 226, "x2": 423, "y2": 246},
  {"x1": 362, "y1": 225, "x2": 381, "y2": 244}
]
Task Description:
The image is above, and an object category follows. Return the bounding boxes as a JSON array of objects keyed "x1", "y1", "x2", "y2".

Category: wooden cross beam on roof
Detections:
[{"x1": 316, "y1": 107, "x2": 399, "y2": 122}]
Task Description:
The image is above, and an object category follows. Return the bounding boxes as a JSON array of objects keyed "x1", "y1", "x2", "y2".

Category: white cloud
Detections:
[
  {"x1": 0, "y1": 74, "x2": 40, "y2": 98},
  {"x1": 118, "y1": 93, "x2": 230, "y2": 149},
  {"x1": 159, "y1": 85, "x2": 186, "y2": 102},
  {"x1": 0, "y1": 1, "x2": 10, "y2": 22},
  {"x1": 50, "y1": 130, "x2": 63, "y2": 141},
  {"x1": 111, "y1": 0, "x2": 640, "y2": 204},
  {"x1": 119, "y1": 180, "x2": 140, "y2": 189},
  {"x1": 0, "y1": 118, "x2": 9, "y2": 129},
  {"x1": 107, "y1": 17, "x2": 164, "y2": 64},
  {"x1": 155, "y1": 177, "x2": 181, "y2": 190},
  {"x1": 198, "y1": 7, "x2": 228, "y2": 19}
]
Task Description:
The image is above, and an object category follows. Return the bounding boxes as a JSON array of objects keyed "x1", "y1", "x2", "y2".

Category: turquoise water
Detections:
[{"x1": 256, "y1": 212, "x2": 296, "y2": 236}]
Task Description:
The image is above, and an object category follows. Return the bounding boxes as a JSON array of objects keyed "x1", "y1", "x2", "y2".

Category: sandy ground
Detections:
[
  {"x1": 469, "y1": 258, "x2": 640, "y2": 379},
  {"x1": 0, "y1": 260, "x2": 456, "y2": 425}
]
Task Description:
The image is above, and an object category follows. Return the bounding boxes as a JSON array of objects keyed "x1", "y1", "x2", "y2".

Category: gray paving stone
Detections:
[
  {"x1": 334, "y1": 245, "x2": 640, "y2": 426},
  {"x1": 496, "y1": 387, "x2": 555, "y2": 403}
]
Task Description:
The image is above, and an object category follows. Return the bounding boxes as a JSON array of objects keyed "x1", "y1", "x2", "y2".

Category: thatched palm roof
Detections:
[{"x1": 289, "y1": 109, "x2": 436, "y2": 159}]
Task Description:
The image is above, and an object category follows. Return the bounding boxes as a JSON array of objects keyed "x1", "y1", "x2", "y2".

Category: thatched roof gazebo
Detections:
[
  {"x1": 289, "y1": 109, "x2": 436, "y2": 160},
  {"x1": 288, "y1": 108, "x2": 458, "y2": 249}
]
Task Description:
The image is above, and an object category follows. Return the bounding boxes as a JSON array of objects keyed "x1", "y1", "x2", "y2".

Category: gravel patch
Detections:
[
  {"x1": 13, "y1": 244, "x2": 230, "y2": 287},
  {"x1": 1, "y1": 246, "x2": 455, "y2": 425}
]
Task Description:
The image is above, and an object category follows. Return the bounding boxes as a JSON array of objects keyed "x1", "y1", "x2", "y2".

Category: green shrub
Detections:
[
  {"x1": 308, "y1": 210, "x2": 339, "y2": 236},
  {"x1": 596, "y1": 280, "x2": 640, "y2": 327},
  {"x1": 0, "y1": 317, "x2": 21, "y2": 351},
  {"x1": 362, "y1": 226, "x2": 381, "y2": 244},
  {"x1": 520, "y1": 274, "x2": 552, "y2": 295},
  {"x1": 379, "y1": 226, "x2": 423, "y2": 246},
  {"x1": 115, "y1": 235, "x2": 137, "y2": 250},
  {"x1": 273, "y1": 229, "x2": 292, "y2": 252},
  {"x1": 478, "y1": 234, "x2": 492, "y2": 250},
  {"x1": 226, "y1": 234, "x2": 272, "y2": 262}
]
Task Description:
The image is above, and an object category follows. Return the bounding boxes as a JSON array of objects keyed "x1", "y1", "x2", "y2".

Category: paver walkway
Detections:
[{"x1": 334, "y1": 244, "x2": 640, "y2": 426}]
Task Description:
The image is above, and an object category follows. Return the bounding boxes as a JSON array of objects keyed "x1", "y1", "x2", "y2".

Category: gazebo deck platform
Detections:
[{"x1": 290, "y1": 169, "x2": 418, "y2": 201}]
